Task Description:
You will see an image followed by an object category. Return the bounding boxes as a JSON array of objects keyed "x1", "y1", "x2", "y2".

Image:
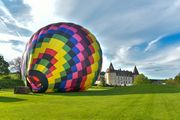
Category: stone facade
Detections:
[{"x1": 105, "y1": 63, "x2": 139, "y2": 86}]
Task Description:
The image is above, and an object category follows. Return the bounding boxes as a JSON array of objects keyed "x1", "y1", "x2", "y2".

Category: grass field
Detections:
[{"x1": 0, "y1": 85, "x2": 180, "y2": 120}]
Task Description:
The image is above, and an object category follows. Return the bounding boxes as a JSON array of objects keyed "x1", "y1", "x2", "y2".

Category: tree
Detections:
[
  {"x1": 0, "y1": 55, "x2": 10, "y2": 74},
  {"x1": 165, "y1": 78, "x2": 176, "y2": 85},
  {"x1": 133, "y1": 74, "x2": 150, "y2": 85},
  {"x1": 98, "y1": 76, "x2": 106, "y2": 87},
  {"x1": 174, "y1": 74, "x2": 180, "y2": 85},
  {"x1": 9, "y1": 57, "x2": 22, "y2": 79}
]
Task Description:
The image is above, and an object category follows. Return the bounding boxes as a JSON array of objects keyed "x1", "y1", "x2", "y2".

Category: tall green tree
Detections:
[
  {"x1": 134, "y1": 74, "x2": 150, "y2": 85},
  {"x1": 0, "y1": 55, "x2": 10, "y2": 74},
  {"x1": 174, "y1": 74, "x2": 180, "y2": 85}
]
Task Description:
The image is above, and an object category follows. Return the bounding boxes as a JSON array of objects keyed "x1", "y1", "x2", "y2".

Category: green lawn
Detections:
[{"x1": 0, "y1": 85, "x2": 180, "y2": 120}]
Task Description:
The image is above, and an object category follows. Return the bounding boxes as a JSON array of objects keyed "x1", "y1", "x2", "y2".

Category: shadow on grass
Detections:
[
  {"x1": 0, "y1": 97, "x2": 26, "y2": 102},
  {"x1": 44, "y1": 85, "x2": 180, "y2": 96}
]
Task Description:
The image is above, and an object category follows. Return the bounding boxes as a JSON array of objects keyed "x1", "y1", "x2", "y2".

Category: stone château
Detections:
[{"x1": 105, "y1": 63, "x2": 139, "y2": 86}]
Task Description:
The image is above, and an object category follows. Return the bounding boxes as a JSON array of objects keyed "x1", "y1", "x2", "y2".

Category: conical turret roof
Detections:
[
  {"x1": 133, "y1": 66, "x2": 139, "y2": 75},
  {"x1": 106, "y1": 62, "x2": 115, "y2": 72},
  {"x1": 109, "y1": 62, "x2": 114, "y2": 71}
]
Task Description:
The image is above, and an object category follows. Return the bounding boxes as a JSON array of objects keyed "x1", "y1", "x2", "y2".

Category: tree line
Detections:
[
  {"x1": 165, "y1": 74, "x2": 180, "y2": 85},
  {"x1": 98, "y1": 73, "x2": 180, "y2": 87}
]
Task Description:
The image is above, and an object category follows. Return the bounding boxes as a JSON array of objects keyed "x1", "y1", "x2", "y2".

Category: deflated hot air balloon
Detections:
[{"x1": 21, "y1": 22, "x2": 102, "y2": 93}]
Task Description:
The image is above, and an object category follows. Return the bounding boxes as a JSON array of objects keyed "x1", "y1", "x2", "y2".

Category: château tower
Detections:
[
  {"x1": 105, "y1": 62, "x2": 116, "y2": 85},
  {"x1": 132, "y1": 66, "x2": 139, "y2": 81}
]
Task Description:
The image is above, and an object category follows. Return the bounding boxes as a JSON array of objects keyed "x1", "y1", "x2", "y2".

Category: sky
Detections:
[{"x1": 0, "y1": 0, "x2": 180, "y2": 79}]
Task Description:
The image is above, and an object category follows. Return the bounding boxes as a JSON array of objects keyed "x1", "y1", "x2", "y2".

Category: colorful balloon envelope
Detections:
[{"x1": 21, "y1": 22, "x2": 102, "y2": 93}]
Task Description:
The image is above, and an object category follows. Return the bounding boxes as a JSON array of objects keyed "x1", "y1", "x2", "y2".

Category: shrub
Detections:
[
  {"x1": 165, "y1": 78, "x2": 176, "y2": 85},
  {"x1": 0, "y1": 74, "x2": 24, "y2": 89},
  {"x1": 98, "y1": 77, "x2": 106, "y2": 87},
  {"x1": 2, "y1": 76, "x2": 11, "y2": 79},
  {"x1": 0, "y1": 79, "x2": 24, "y2": 89},
  {"x1": 134, "y1": 74, "x2": 150, "y2": 85},
  {"x1": 165, "y1": 74, "x2": 180, "y2": 86}
]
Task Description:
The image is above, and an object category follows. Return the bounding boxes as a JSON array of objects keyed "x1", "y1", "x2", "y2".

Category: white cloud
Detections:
[
  {"x1": 0, "y1": 0, "x2": 29, "y2": 29},
  {"x1": 0, "y1": 42, "x2": 22, "y2": 61},
  {"x1": 24, "y1": 0, "x2": 65, "y2": 31},
  {"x1": 165, "y1": 0, "x2": 180, "y2": 14},
  {"x1": 144, "y1": 34, "x2": 165, "y2": 52},
  {"x1": 0, "y1": 33, "x2": 29, "y2": 60},
  {"x1": 0, "y1": 33, "x2": 28, "y2": 42},
  {"x1": 102, "y1": 55, "x2": 109, "y2": 72}
]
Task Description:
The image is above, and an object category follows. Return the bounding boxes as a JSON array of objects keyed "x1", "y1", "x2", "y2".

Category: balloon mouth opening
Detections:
[
  {"x1": 27, "y1": 70, "x2": 48, "y2": 93},
  {"x1": 27, "y1": 76, "x2": 42, "y2": 92}
]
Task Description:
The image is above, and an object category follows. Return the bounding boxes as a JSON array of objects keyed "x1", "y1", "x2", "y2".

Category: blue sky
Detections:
[{"x1": 0, "y1": 0, "x2": 180, "y2": 79}]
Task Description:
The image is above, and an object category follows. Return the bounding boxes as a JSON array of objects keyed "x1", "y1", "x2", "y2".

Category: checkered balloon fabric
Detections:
[{"x1": 21, "y1": 22, "x2": 102, "y2": 93}]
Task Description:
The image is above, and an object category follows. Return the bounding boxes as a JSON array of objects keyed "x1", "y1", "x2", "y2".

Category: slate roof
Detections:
[
  {"x1": 106, "y1": 63, "x2": 139, "y2": 77},
  {"x1": 116, "y1": 70, "x2": 133, "y2": 76},
  {"x1": 133, "y1": 66, "x2": 139, "y2": 75}
]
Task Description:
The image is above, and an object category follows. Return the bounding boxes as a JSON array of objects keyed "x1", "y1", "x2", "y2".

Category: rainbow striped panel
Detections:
[{"x1": 21, "y1": 22, "x2": 102, "y2": 93}]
